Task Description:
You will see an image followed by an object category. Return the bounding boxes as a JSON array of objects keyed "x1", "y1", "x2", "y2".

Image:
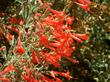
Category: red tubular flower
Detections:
[
  {"x1": 22, "y1": 74, "x2": 38, "y2": 82},
  {"x1": 50, "y1": 71, "x2": 72, "y2": 80},
  {"x1": 72, "y1": 34, "x2": 89, "y2": 42},
  {"x1": 10, "y1": 17, "x2": 17, "y2": 24},
  {"x1": 38, "y1": 33, "x2": 55, "y2": 51},
  {"x1": 20, "y1": 59, "x2": 26, "y2": 66},
  {"x1": 34, "y1": 13, "x2": 41, "y2": 17},
  {"x1": 41, "y1": 74, "x2": 54, "y2": 82},
  {"x1": 49, "y1": 41, "x2": 62, "y2": 48},
  {"x1": 31, "y1": 50, "x2": 38, "y2": 64},
  {"x1": 48, "y1": 8, "x2": 64, "y2": 19},
  {"x1": 0, "y1": 64, "x2": 15, "y2": 75},
  {"x1": 15, "y1": 34, "x2": 25, "y2": 55},
  {"x1": 58, "y1": 71, "x2": 72, "y2": 80},
  {"x1": 22, "y1": 66, "x2": 31, "y2": 82},
  {"x1": 0, "y1": 78, "x2": 10, "y2": 82},
  {"x1": 50, "y1": 30, "x2": 62, "y2": 40},
  {"x1": 42, "y1": 52, "x2": 60, "y2": 68},
  {"x1": 54, "y1": 77, "x2": 62, "y2": 82},
  {"x1": 81, "y1": 5, "x2": 90, "y2": 11},
  {"x1": 76, "y1": 0, "x2": 93, "y2": 11},
  {"x1": 42, "y1": 18, "x2": 58, "y2": 26},
  {"x1": 54, "y1": 21, "x2": 63, "y2": 32},
  {"x1": 18, "y1": 19, "x2": 24, "y2": 25},
  {"x1": 63, "y1": 47, "x2": 74, "y2": 56},
  {"x1": 15, "y1": 46, "x2": 25, "y2": 55},
  {"x1": 38, "y1": 34, "x2": 49, "y2": 46},
  {"x1": 49, "y1": 71, "x2": 62, "y2": 82},
  {"x1": 6, "y1": 25, "x2": 19, "y2": 35},
  {"x1": 22, "y1": 75, "x2": 38, "y2": 82},
  {"x1": 54, "y1": 46, "x2": 73, "y2": 57},
  {"x1": 46, "y1": 55, "x2": 60, "y2": 68},
  {"x1": 71, "y1": 34, "x2": 83, "y2": 42},
  {"x1": 76, "y1": 3, "x2": 91, "y2": 11},
  {"x1": 22, "y1": 74, "x2": 30, "y2": 82},
  {"x1": 31, "y1": 78, "x2": 39, "y2": 82},
  {"x1": 7, "y1": 33, "x2": 13, "y2": 41},
  {"x1": 65, "y1": 57, "x2": 79, "y2": 64},
  {"x1": 66, "y1": 16, "x2": 75, "y2": 25},
  {"x1": 77, "y1": 0, "x2": 93, "y2": 5},
  {"x1": 73, "y1": 34, "x2": 89, "y2": 41},
  {"x1": 10, "y1": 17, "x2": 24, "y2": 25},
  {"x1": 0, "y1": 47, "x2": 4, "y2": 51}
]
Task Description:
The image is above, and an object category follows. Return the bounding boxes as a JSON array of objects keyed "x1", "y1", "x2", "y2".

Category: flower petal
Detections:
[{"x1": 0, "y1": 64, "x2": 15, "y2": 75}]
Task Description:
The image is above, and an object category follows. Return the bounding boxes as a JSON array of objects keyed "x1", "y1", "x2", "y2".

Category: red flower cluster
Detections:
[
  {"x1": 0, "y1": 4, "x2": 89, "y2": 81},
  {"x1": 31, "y1": 8, "x2": 89, "y2": 69}
]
